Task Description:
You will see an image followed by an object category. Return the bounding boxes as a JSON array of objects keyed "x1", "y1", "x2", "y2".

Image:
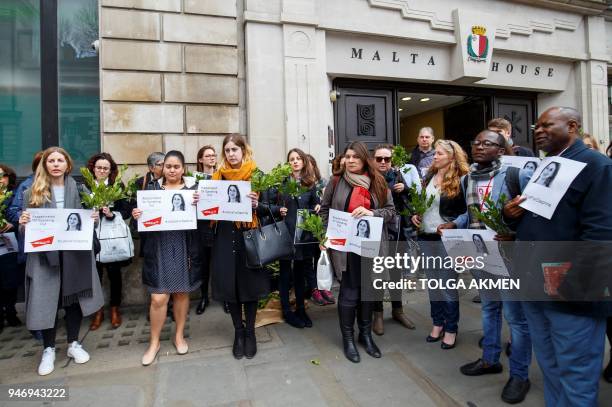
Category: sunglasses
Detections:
[{"x1": 374, "y1": 156, "x2": 392, "y2": 163}]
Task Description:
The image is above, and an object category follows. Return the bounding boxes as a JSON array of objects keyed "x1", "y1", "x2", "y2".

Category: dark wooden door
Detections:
[
  {"x1": 335, "y1": 87, "x2": 395, "y2": 154},
  {"x1": 493, "y1": 97, "x2": 535, "y2": 150},
  {"x1": 443, "y1": 98, "x2": 487, "y2": 158}
]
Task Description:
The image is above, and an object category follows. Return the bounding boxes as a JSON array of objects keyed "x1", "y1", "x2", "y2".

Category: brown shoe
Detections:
[
  {"x1": 89, "y1": 308, "x2": 104, "y2": 331},
  {"x1": 372, "y1": 311, "x2": 384, "y2": 336},
  {"x1": 392, "y1": 308, "x2": 416, "y2": 330},
  {"x1": 110, "y1": 306, "x2": 122, "y2": 329}
]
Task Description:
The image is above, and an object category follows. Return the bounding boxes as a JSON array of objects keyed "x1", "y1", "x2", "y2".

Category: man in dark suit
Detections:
[
  {"x1": 409, "y1": 127, "x2": 435, "y2": 179},
  {"x1": 503, "y1": 106, "x2": 612, "y2": 406}
]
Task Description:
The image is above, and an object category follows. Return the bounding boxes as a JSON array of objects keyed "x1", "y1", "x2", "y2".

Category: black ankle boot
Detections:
[
  {"x1": 244, "y1": 329, "x2": 257, "y2": 359},
  {"x1": 357, "y1": 302, "x2": 381, "y2": 358},
  {"x1": 338, "y1": 305, "x2": 360, "y2": 363},
  {"x1": 232, "y1": 327, "x2": 245, "y2": 359}
]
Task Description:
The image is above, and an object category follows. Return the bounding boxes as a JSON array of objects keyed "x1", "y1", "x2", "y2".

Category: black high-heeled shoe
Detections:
[
  {"x1": 195, "y1": 297, "x2": 209, "y2": 315},
  {"x1": 426, "y1": 327, "x2": 444, "y2": 343},
  {"x1": 441, "y1": 332, "x2": 457, "y2": 350}
]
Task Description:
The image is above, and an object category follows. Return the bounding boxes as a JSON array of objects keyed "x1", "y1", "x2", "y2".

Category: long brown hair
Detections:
[
  {"x1": 87, "y1": 152, "x2": 119, "y2": 184},
  {"x1": 29, "y1": 147, "x2": 74, "y2": 207},
  {"x1": 427, "y1": 140, "x2": 469, "y2": 198},
  {"x1": 287, "y1": 148, "x2": 315, "y2": 188},
  {"x1": 220, "y1": 134, "x2": 254, "y2": 170},
  {"x1": 0, "y1": 165, "x2": 17, "y2": 191},
  {"x1": 306, "y1": 154, "x2": 322, "y2": 182},
  {"x1": 196, "y1": 145, "x2": 217, "y2": 172},
  {"x1": 343, "y1": 141, "x2": 388, "y2": 204}
]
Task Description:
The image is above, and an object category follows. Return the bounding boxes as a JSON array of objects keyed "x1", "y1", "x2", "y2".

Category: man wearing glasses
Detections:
[
  {"x1": 488, "y1": 118, "x2": 535, "y2": 157},
  {"x1": 438, "y1": 129, "x2": 533, "y2": 404}
]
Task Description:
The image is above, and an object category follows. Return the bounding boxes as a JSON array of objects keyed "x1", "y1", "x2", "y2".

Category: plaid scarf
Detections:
[{"x1": 466, "y1": 160, "x2": 502, "y2": 229}]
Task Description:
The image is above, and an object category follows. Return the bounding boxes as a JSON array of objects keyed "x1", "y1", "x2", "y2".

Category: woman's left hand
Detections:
[
  {"x1": 91, "y1": 210, "x2": 100, "y2": 222},
  {"x1": 247, "y1": 192, "x2": 258, "y2": 209},
  {"x1": 192, "y1": 192, "x2": 200, "y2": 205},
  {"x1": 351, "y1": 206, "x2": 373, "y2": 218}
]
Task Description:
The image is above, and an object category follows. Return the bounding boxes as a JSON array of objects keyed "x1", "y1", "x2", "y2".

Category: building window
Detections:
[{"x1": 0, "y1": 0, "x2": 100, "y2": 176}]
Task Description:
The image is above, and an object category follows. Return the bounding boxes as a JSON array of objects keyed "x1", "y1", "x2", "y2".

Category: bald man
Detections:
[{"x1": 504, "y1": 107, "x2": 612, "y2": 406}]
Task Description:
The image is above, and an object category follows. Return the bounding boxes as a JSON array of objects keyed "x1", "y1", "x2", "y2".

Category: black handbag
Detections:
[{"x1": 243, "y1": 207, "x2": 294, "y2": 268}]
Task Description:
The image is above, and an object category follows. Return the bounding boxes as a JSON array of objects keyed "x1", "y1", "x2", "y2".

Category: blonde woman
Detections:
[
  {"x1": 411, "y1": 139, "x2": 469, "y2": 350},
  {"x1": 19, "y1": 147, "x2": 103, "y2": 376}
]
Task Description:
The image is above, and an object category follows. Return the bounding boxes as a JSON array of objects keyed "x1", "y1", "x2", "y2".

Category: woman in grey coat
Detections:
[{"x1": 19, "y1": 147, "x2": 103, "y2": 376}]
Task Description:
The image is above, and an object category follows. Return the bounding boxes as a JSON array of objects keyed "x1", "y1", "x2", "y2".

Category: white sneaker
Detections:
[
  {"x1": 67, "y1": 341, "x2": 90, "y2": 364},
  {"x1": 38, "y1": 347, "x2": 55, "y2": 376}
]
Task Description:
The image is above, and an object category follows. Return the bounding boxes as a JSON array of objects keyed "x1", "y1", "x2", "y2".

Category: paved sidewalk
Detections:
[{"x1": 1, "y1": 288, "x2": 610, "y2": 407}]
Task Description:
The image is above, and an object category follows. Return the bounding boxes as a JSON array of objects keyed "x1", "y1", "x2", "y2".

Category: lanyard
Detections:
[{"x1": 479, "y1": 176, "x2": 494, "y2": 212}]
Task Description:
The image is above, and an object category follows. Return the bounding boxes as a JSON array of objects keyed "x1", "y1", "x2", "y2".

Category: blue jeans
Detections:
[
  {"x1": 481, "y1": 300, "x2": 532, "y2": 380},
  {"x1": 430, "y1": 299, "x2": 459, "y2": 333},
  {"x1": 522, "y1": 302, "x2": 606, "y2": 407}
]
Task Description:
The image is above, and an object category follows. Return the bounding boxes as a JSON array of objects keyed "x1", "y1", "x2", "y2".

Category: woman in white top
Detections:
[{"x1": 411, "y1": 139, "x2": 469, "y2": 350}]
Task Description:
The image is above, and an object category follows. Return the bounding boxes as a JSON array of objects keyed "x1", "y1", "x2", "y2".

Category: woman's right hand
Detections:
[
  {"x1": 132, "y1": 208, "x2": 143, "y2": 220},
  {"x1": 19, "y1": 211, "x2": 31, "y2": 225},
  {"x1": 319, "y1": 244, "x2": 327, "y2": 251},
  {"x1": 411, "y1": 215, "x2": 421, "y2": 228}
]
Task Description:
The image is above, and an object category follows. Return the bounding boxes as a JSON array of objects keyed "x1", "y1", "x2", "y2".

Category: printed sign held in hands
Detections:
[
  {"x1": 137, "y1": 190, "x2": 197, "y2": 232},
  {"x1": 196, "y1": 180, "x2": 252, "y2": 222},
  {"x1": 519, "y1": 156, "x2": 586, "y2": 219},
  {"x1": 24, "y1": 209, "x2": 94, "y2": 252},
  {"x1": 325, "y1": 209, "x2": 383, "y2": 258}
]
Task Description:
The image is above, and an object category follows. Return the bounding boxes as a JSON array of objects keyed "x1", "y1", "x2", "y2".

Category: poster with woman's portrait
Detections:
[
  {"x1": 441, "y1": 229, "x2": 509, "y2": 276},
  {"x1": 24, "y1": 209, "x2": 94, "y2": 252},
  {"x1": 137, "y1": 190, "x2": 197, "y2": 232},
  {"x1": 519, "y1": 156, "x2": 587, "y2": 219},
  {"x1": 500, "y1": 156, "x2": 541, "y2": 173},
  {"x1": 0, "y1": 232, "x2": 18, "y2": 256},
  {"x1": 325, "y1": 209, "x2": 383, "y2": 258},
  {"x1": 196, "y1": 180, "x2": 252, "y2": 222}
]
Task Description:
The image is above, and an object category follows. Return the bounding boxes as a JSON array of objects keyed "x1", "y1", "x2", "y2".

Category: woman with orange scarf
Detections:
[{"x1": 210, "y1": 134, "x2": 269, "y2": 360}]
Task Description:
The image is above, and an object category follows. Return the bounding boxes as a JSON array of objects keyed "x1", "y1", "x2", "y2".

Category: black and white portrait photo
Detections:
[
  {"x1": 66, "y1": 212, "x2": 82, "y2": 231},
  {"x1": 472, "y1": 233, "x2": 489, "y2": 255},
  {"x1": 171, "y1": 193, "x2": 186, "y2": 211},
  {"x1": 355, "y1": 219, "x2": 371, "y2": 238},
  {"x1": 523, "y1": 161, "x2": 539, "y2": 172},
  {"x1": 534, "y1": 162, "x2": 560, "y2": 188},
  {"x1": 227, "y1": 184, "x2": 241, "y2": 203}
]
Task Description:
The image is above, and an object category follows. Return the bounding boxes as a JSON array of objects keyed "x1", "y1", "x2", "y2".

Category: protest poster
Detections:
[
  {"x1": 24, "y1": 209, "x2": 94, "y2": 252},
  {"x1": 519, "y1": 156, "x2": 586, "y2": 219},
  {"x1": 441, "y1": 229, "x2": 509, "y2": 276},
  {"x1": 500, "y1": 156, "x2": 540, "y2": 172},
  {"x1": 325, "y1": 209, "x2": 383, "y2": 258},
  {"x1": 196, "y1": 180, "x2": 252, "y2": 222},
  {"x1": 0, "y1": 232, "x2": 18, "y2": 256},
  {"x1": 137, "y1": 189, "x2": 197, "y2": 232}
]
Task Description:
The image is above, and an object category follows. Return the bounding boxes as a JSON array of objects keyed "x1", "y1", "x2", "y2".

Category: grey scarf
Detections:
[
  {"x1": 36, "y1": 176, "x2": 93, "y2": 306},
  {"x1": 466, "y1": 160, "x2": 502, "y2": 229}
]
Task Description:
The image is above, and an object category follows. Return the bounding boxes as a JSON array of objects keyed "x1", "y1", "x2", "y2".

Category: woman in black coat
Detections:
[
  {"x1": 273, "y1": 148, "x2": 320, "y2": 328},
  {"x1": 210, "y1": 134, "x2": 269, "y2": 360}
]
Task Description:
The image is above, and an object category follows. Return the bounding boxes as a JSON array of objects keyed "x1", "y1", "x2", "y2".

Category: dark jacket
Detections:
[
  {"x1": 263, "y1": 180, "x2": 320, "y2": 260},
  {"x1": 514, "y1": 139, "x2": 612, "y2": 316},
  {"x1": 410, "y1": 147, "x2": 435, "y2": 178},
  {"x1": 513, "y1": 145, "x2": 535, "y2": 157},
  {"x1": 210, "y1": 180, "x2": 271, "y2": 303},
  {"x1": 7, "y1": 175, "x2": 33, "y2": 264},
  {"x1": 0, "y1": 193, "x2": 21, "y2": 290},
  {"x1": 383, "y1": 168, "x2": 415, "y2": 240},
  {"x1": 422, "y1": 174, "x2": 467, "y2": 223},
  {"x1": 140, "y1": 180, "x2": 202, "y2": 290}
]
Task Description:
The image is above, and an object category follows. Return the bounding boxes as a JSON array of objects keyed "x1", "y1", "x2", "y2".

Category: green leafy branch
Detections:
[
  {"x1": 297, "y1": 211, "x2": 327, "y2": 246},
  {"x1": 80, "y1": 165, "x2": 138, "y2": 209},
  {"x1": 0, "y1": 185, "x2": 13, "y2": 229},
  {"x1": 279, "y1": 177, "x2": 308, "y2": 199},
  {"x1": 469, "y1": 193, "x2": 513, "y2": 235},
  {"x1": 251, "y1": 163, "x2": 293, "y2": 193},
  {"x1": 399, "y1": 184, "x2": 435, "y2": 231},
  {"x1": 391, "y1": 145, "x2": 411, "y2": 168}
]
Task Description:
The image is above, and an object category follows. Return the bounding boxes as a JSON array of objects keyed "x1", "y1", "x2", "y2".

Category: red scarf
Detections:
[{"x1": 347, "y1": 186, "x2": 371, "y2": 212}]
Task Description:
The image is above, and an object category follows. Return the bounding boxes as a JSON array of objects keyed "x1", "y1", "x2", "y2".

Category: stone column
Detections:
[{"x1": 580, "y1": 15, "x2": 609, "y2": 148}]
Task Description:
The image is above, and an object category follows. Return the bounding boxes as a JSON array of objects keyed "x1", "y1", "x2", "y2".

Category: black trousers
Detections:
[
  {"x1": 96, "y1": 262, "x2": 122, "y2": 306},
  {"x1": 279, "y1": 259, "x2": 306, "y2": 312},
  {"x1": 42, "y1": 303, "x2": 82, "y2": 348},
  {"x1": 227, "y1": 301, "x2": 257, "y2": 331},
  {"x1": 200, "y1": 246, "x2": 212, "y2": 299},
  {"x1": 0, "y1": 288, "x2": 18, "y2": 315}
]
